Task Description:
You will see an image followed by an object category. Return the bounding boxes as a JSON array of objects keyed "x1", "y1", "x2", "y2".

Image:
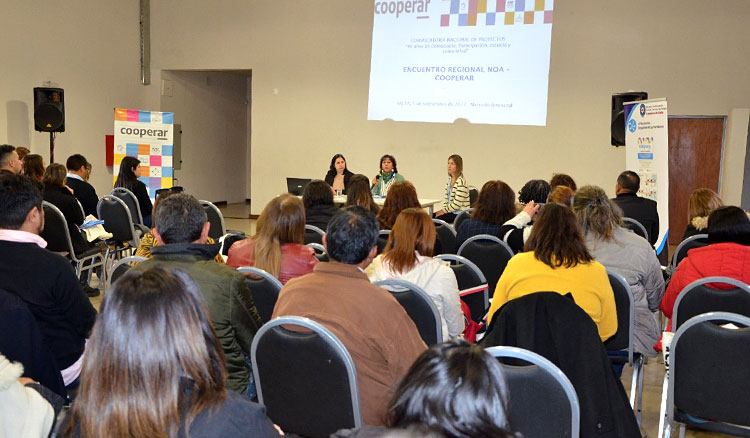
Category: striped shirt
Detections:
[{"x1": 442, "y1": 175, "x2": 471, "y2": 213}]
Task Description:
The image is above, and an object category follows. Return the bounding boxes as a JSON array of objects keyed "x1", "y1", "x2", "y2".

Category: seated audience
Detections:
[
  {"x1": 547, "y1": 184, "x2": 575, "y2": 207},
  {"x1": 66, "y1": 154, "x2": 99, "y2": 218},
  {"x1": 345, "y1": 174, "x2": 380, "y2": 215},
  {"x1": 371, "y1": 154, "x2": 405, "y2": 197},
  {"x1": 42, "y1": 163, "x2": 93, "y2": 256},
  {"x1": 661, "y1": 206, "x2": 750, "y2": 333},
  {"x1": 501, "y1": 185, "x2": 573, "y2": 253},
  {"x1": 63, "y1": 266, "x2": 281, "y2": 437},
  {"x1": 303, "y1": 179, "x2": 340, "y2": 231},
  {"x1": 325, "y1": 153, "x2": 354, "y2": 194},
  {"x1": 0, "y1": 173, "x2": 97, "y2": 389},
  {"x1": 611, "y1": 170, "x2": 659, "y2": 245},
  {"x1": 487, "y1": 203, "x2": 617, "y2": 341},
  {"x1": 549, "y1": 172, "x2": 577, "y2": 192},
  {"x1": 0, "y1": 144, "x2": 23, "y2": 174},
  {"x1": 455, "y1": 180, "x2": 517, "y2": 249},
  {"x1": 135, "y1": 194, "x2": 263, "y2": 394},
  {"x1": 273, "y1": 206, "x2": 426, "y2": 425},
  {"x1": 518, "y1": 179, "x2": 551, "y2": 205},
  {"x1": 498, "y1": 179, "x2": 550, "y2": 252},
  {"x1": 366, "y1": 208, "x2": 464, "y2": 340},
  {"x1": 15, "y1": 146, "x2": 31, "y2": 163},
  {"x1": 227, "y1": 194, "x2": 317, "y2": 284},
  {"x1": 114, "y1": 156, "x2": 153, "y2": 227},
  {"x1": 682, "y1": 188, "x2": 723, "y2": 240},
  {"x1": 377, "y1": 181, "x2": 420, "y2": 230},
  {"x1": 433, "y1": 154, "x2": 470, "y2": 223},
  {"x1": 22, "y1": 154, "x2": 45, "y2": 181},
  {"x1": 573, "y1": 185, "x2": 664, "y2": 357}
]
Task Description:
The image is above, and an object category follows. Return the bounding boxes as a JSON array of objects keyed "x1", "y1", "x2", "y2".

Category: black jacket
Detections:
[
  {"x1": 305, "y1": 204, "x2": 340, "y2": 231},
  {"x1": 0, "y1": 241, "x2": 97, "y2": 369},
  {"x1": 481, "y1": 292, "x2": 640, "y2": 438},
  {"x1": 43, "y1": 183, "x2": 91, "y2": 254},
  {"x1": 65, "y1": 176, "x2": 99, "y2": 218},
  {"x1": 324, "y1": 169, "x2": 354, "y2": 194},
  {"x1": 612, "y1": 192, "x2": 659, "y2": 245}
]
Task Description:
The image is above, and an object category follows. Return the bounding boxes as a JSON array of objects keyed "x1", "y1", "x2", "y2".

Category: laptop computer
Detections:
[{"x1": 286, "y1": 177, "x2": 312, "y2": 196}]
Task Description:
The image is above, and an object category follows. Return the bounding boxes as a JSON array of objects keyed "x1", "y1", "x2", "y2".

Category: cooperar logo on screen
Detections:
[{"x1": 375, "y1": 0, "x2": 431, "y2": 18}]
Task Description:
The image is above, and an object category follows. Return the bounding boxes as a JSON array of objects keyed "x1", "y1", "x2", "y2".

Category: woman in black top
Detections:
[
  {"x1": 42, "y1": 163, "x2": 91, "y2": 255},
  {"x1": 302, "y1": 180, "x2": 340, "y2": 231},
  {"x1": 324, "y1": 153, "x2": 354, "y2": 194},
  {"x1": 115, "y1": 156, "x2": 153, "y2": 227}
]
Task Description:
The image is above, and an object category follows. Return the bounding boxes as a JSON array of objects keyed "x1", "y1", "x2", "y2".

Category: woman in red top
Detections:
[{"x1": 227, "y1": 194, "x2": 317, "y2": 284}]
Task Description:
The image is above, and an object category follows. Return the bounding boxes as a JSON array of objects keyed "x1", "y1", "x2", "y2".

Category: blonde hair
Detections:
[
  {"x1": 572, "y1": 185, "x2": 623, "y2": 241},
  {"x1": 687, "y1": 188, "x2": 723, "y2": 224},
  {"x1": 253, "y1": 194, "x2": 305, "y2": 277}
]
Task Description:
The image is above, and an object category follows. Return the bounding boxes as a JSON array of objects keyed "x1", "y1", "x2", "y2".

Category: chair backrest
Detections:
[
  {"x1": 672, "y1": 276, "x2": 750, "y2": 330},
  {"x1": 434, "y1": 254, "x2": 488, "y2": 323},
  {"x1": 107, "y1": 256, "x2": 148, "y2": 290},
  {"x1": 40, "y1": 201, "x2": 74, "y2": 256},
  {"x1": 622, "y1": 217, "x2": 648, "y2": 241},
  {"x1": 469, "y1": 187, "x2": 479, "y2": 207},
  {"x1": 237, "y1": 266, "x2": 283, "y2": 323},
  {"x1": 200, "y1": 200, "x2": 226, "y2": 240},
  {"x1": 374, "y1": 279, "x2": 443, "y2": 345},
  {"x1": 486, "y1": 346, "x2": 580, "y2": 438},
  {"x1": 453, "y1": 208, "x2": 474, "y2": 232},
  {"x1": 457, "y1": 234, "x2": 514, "y2": 299},
  {"x1": 376, "y1": 229, "x2": 390, "y2": 254},
  {"x1": 251, "y1": 316, "x2": 362, "y2": 438},
  {"x1": 304, "y1": 224, "x2": 325, "y2": 245},
  {"x1": 432, "y1": 218, "x2": 457, "y2": 254},
  {"x1": 603, "y1": 269, "x2": 635, "y2": 363},
  {"x1": 111, "y1": 187, "x2": 143, "y2": 225},
  {"x1": 75, "y1": 199, "x2": 85, "y2": 219},
  {"x1": 671, "y1": 234, "x2": 709, "y2": 271},
  {"x1": 97, "y1": 195, "x2": 138, "y2": 246},
  {"x1": 306, "y1": 243, "x2": 329, "y2": 262},
  {"x1": 668, "y1": 312, "x2": 750, "y2": 427}
]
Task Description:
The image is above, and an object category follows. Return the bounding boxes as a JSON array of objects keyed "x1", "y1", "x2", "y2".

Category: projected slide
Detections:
[{"x1": 368, "y1": 0, "x2": 554, "y2": 126}]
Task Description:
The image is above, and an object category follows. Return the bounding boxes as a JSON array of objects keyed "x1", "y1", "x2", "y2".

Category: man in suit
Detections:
[
  {"x1": 611, "y1": 170, "x2": 659, "y2": 246},
  {"x1": 65, "y1": 154, "x2": 99, "y2": 218}
]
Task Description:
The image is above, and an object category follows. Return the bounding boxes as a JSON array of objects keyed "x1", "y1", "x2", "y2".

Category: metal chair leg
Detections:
[{"x1": 657, "y1": 374, "x2": 669, "y2": 438}]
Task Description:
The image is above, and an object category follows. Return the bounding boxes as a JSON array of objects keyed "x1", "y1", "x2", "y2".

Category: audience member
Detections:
[
  {"x1": 64, "y1": 266, "x2": 281, "y2": 438},
  {"x1": 227, "y1": 193, "x2": 317, "y2": 284},
  {"x1": 303, "y1": 179, "x2": 340, "y2": 231},
  {"x1": 496, "y1": 179, "x2": 550, "y2": 252},
  {"x1": 376, "y1": 180, "x2": 420, "y2": 230},
  {"x1": 42, "y1": 163, "x2": 94, "y2": 258},
  {"x1": 114, "y1": 156, "x2": 153, "y2": 227},
  {"x1": 547, "y1": 184, "x2": 575, "y2": 207},
  {"x1": 65, "y1": 154, "x2": 99, "y2": 218},
  {"x1": 15, "y1": 146, "x2": 31, "y2": 163},
  {"x1": 487, "y1": 203, "x2": 617, "y2": 341},
  {"x1": 573, "y1": 185, "x2": 664, "y2": 357},
  {"x1": 611, "y1": 170, "x2": 659, "y2": 245},
  {"x1": 0, "y1": 144, "x2": 23, "y2": 174},
  {"x1": 455, "y1": 180, "x2": 517, "y2": 248},
  {"x1": 371, "y1": 154, "x2": 405, "y2": 197},
  {"x1": 273, "y1": 206, "x2": 427, "y2": 425},
  {"x1": 517, "y1": 179, "x2": 551, "y2": 205},
  {"x1": 22, "y1": 154, "x2": 46, "y2": 181},
  {"x1": 366, "y1": 208, "x2": 464, "y2": 339},
  {"x1": 549, "y1": 172, "x2": 577, "y2": 192},
  {"x1": 433, "y1": 154, "x2": 470, "y2": 223},
  {"x1": 325, "y1": 153, "x2": 354, "y2": 194},
  {"x1": 345, "y1": 174, "x2": 380, "y2": 215},
  {"x1": 134, "y1": 194, "x2": 263, "y2": 394},
  {"x1": 0, "y1": 173, "x2": 97, "y2": 389},
  {"x1": 682, "y1": 188, "x2": 723, "y2": 240}
]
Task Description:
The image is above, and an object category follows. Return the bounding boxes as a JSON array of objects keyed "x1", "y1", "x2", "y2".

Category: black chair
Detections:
[
  {"x1": 453, "y1": 208, "x2": 474, "y2": 232},
  {"x1": 112, "y1": 187, "x2": 144, "y2": 226},
  {"x1": 106, "y1": 256, "x2": 147, "y2": 291},
  {"x1": 304, "y1": 224, "x2": 325, "y2": 245},
  {"x1": 469, "y1": 187, "x2": 479, "y2": 207},
  {"x1": 432, "y1": 218, "x2": 457, "y2": 254},
  {"x1": 670, "y1": 234, "x2": 709, "y2": 272},
  {"x1": 376, "y1": 229, "x2": 390, "y2": 254},
  {"x1": 200, "y1": 200, "x2": 226, "y2": 240},
  {"x1": 672, "y1": 276, "x2": 750, "y2": 331},
  {"x1": 97, "y1": 195, "x2": 142, "y2": 282},
  {"x1": 306, "y1": 243, "x2": 329, "y2": 262},
  {"x1": 604, "y1": 269, "x2": 644, "y2": 425},
  {"x1": 434, "y1": 254, "x2": 488, "y2": 324},
  {"x1": 251, "y1": 316, "x2": 362, "y2": 438},
  {"x1": 486, "y1": 346, "x2": 580, "y2": 438},
  {"x1": 374, "y1": 279, "x2": 443, "y2": 346},
  {"x1": 457, "y1": 234, "x2": 513, "y2": 299},
  {"x1": 622, "y1": 217, "x2": 649, "y2": 242},
  {"x1": 237, "y1": 266, "x2": 283, "y2": 323},
  {"x1": 41, "y1": 201, "x2": 104, "y2": 283},
  {"x1": 662, "y1": 312, "x2": 750, "y2": 437}
]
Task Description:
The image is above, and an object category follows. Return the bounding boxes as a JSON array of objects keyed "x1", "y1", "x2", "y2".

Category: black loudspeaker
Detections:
[
  {"x1": 611, "y1": 91, "x2": 647, "y2": 146},
  {"x1": 34, "y1": 87, "x2": 65, "y2": 132}
]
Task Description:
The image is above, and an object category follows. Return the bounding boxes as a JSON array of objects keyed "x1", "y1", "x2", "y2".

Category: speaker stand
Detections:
[{"x1": 49, "y1": 132, "x2": 54, "y2": 163}]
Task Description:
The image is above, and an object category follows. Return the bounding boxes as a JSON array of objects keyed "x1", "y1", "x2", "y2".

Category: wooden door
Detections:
[{"x1": 668, "y1": 117, "x2": 725, "y2": 246}]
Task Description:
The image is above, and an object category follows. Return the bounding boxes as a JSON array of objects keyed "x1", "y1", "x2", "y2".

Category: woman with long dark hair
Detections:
[
  {"x1": 303, "y1": 179, "x2": 340, "y2": 231},
  {"x1": 371, "y1": 154, "x2": 405, "y2": 197},
  {"x1": 487, "y1": 203, "x2": 617, "y2": 341},
  {"x1": 345, "y1": 174, "x2": 380, "y2": 215},
  {"x1": 376, "y1": 181, "x2": 420, "y2": 230},
  {"x1": 455, "y1": 180, "x2": 517, "y2": 249},
  {"x1": 64, "y1": 266, "x2": 281, "y2": 437},
  {"x1": 22, "y1": 154, "x2": 46, "y2": 181},
  {"x1": 324, "y1": 153, "x2": 354, "y2": 194},
  {"x1": 114, "y1": 156, "x2": 153, "y2": 227}
]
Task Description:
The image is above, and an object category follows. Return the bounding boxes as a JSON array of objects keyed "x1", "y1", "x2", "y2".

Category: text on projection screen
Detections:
[{"x1": 367, "y1": 0, "x2": 554, "y2": 126}]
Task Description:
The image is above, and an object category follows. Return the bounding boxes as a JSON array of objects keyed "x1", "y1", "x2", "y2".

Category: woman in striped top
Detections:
[{"x1": 434, "y1": 154, "x2": 470, "y2": 223}]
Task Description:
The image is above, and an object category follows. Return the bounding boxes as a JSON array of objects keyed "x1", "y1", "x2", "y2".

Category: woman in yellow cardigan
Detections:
[{"x1": 487, "y1": 203, "x2": 617, "y2": 342}]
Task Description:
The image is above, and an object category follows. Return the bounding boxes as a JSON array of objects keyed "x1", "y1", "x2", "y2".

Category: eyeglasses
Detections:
[{"x1": 155, "y1": 186, "x2": 184, "y2": 196}]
